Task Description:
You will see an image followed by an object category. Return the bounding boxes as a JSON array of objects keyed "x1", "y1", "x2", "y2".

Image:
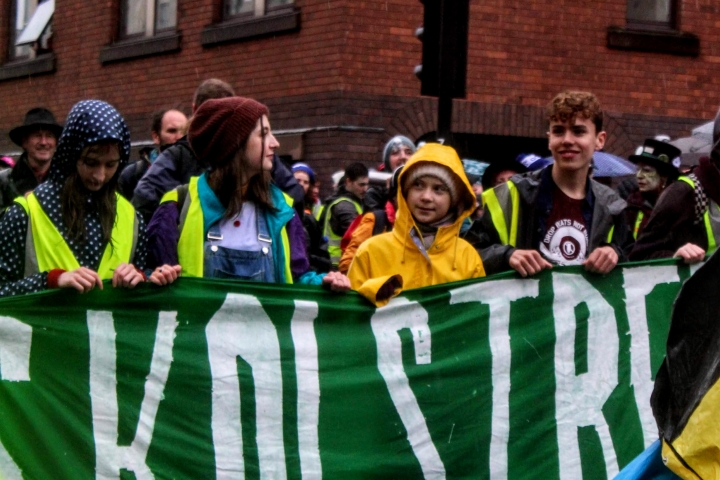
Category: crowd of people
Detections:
[{"x1": 0, "y1": 83, "x2": 716, "y2": 306}]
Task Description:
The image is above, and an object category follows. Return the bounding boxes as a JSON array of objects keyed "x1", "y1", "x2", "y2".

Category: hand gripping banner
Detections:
[{"x1": 0, "y1": 260, "x2": 696, "y2": 479}]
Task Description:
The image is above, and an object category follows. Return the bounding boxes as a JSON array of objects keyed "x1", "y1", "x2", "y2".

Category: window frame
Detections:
[
  {"x1": 201, "y1": 0, "x2": 300, "y2": 47},
  {"x1": 119, "y1": 0, "x2": 177, "y2": 40},
  {"x1": 9, "y1": 0, "x2": 38, "y2": 61},
  {"x1": 625, "y1": 0, "x2": 677, "y2": 32}
]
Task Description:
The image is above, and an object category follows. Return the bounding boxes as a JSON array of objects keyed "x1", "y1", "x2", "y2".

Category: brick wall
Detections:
[{"x1": 0, "y1": 0, "x2": 716, "y2": 191}]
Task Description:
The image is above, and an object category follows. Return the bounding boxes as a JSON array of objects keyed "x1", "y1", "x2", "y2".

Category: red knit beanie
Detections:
[{"x1": 188, "y1": 96, "x2": 269, "y2": 168}]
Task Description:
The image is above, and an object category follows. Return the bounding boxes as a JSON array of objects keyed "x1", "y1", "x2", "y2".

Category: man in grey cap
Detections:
[
  {"x1": 0, "y1": 107, "x2": 62, "y2": 211},
  {"x1": 364, "y1": 135, "x2": 416, "y2": 211}
]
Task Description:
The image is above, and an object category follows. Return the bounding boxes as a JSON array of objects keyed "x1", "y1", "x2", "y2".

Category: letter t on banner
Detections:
[{"x1": 450, "y1": 279, "x2": 539, "y2": 480}]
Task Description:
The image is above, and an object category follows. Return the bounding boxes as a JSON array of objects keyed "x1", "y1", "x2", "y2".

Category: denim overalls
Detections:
[{"x1": 202, "y1": 210, "x2": 276, "y2": 282}]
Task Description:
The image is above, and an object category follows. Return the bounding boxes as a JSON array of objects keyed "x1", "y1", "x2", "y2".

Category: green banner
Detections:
[{"x1": 0, "y1": 260, "x2": 697, "y2": 479}]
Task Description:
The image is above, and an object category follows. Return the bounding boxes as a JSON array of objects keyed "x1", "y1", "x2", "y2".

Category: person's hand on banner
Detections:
[
  {"x1": 149, "y1": 264, "x2": 182, "y2": 286},
  {"x1": 673, "y1": 243, "x2": 705, "y2": 264},
  {"x1": 322, "y1": 271, "x2": 352, "y2": 292},
  {"x1": 58, "y1": 267, "x2": 103, "y2": 293},
  {"x1": 111, "y1": 263, "x2": 145, "y2": 288},
  {"x1": 509, "y1": 249, "x2": 552, "y2": 277},
  {"x1": 584, "y1": 246, "x2": 618, "y2": 274}
]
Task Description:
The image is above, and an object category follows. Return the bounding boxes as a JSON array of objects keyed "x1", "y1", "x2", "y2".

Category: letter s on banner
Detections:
[
  {"x1": 552, "y1": 273, "x2": 619, "y2": 480},
  {"x1": 371, "y1": 297, "x2": 445, "y2": 480}
]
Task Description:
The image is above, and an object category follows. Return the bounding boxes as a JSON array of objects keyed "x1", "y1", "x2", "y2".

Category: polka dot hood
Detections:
[{"x1": 49, "y1": 100, "x2": 131, "y2": 184}]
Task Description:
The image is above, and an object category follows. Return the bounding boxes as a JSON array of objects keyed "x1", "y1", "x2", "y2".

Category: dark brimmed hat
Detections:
[
  {"x1": 9, "y1": 107, "x2": 63, "y2": 147},
  {"x1": 481, "y1": 158, "x2": 528, "y2": 190},
  {"x1": 629, "y1": 139, "x2": 681, "y2": 177}
]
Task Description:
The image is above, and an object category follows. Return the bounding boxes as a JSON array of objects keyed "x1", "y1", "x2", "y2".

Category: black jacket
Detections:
[{"x1": 0, "y1": 154, "x2": 40, "y2": 212}]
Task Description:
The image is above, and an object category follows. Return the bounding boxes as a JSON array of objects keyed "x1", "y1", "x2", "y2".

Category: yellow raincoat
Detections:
[{"x1": 348, "y1": 143, "x2": 485, "y2": 306}]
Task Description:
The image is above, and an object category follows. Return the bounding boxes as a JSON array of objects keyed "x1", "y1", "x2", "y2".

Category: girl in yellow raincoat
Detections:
[{"x1": 348, "y1": 143, "x2": 485, "y2": 306}]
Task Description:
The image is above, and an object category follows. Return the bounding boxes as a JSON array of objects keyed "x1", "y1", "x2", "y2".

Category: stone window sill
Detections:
[
  {"x1": 607, "y1": 26, "x2": 699, "y2": 57},
  {"x1": 100, "y1": 33, "x2": 181, "y2": 65},
  {"x1": 0, "y1": 53, "x2": 55, "y2": 81},
  {"x1": 201, "y1": 8, "x2": 300, "y2": 47}
]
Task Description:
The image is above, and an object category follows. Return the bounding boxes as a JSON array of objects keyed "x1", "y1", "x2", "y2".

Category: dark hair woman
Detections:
[
  {"x1": 0, "y1": 100, "x2": 177, "y2": 297},
  {"x1": 147, "y1": 96, "x2": 349, "y2": 290}
]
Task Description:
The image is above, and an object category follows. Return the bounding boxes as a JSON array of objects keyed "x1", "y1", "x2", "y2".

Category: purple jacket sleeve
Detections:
[
  {"x1": 146, "y1": 202, "x2": 180, "y2": 269},
  {"x1": 287, "y1": 212, "x2": 311, "y2": 279}
]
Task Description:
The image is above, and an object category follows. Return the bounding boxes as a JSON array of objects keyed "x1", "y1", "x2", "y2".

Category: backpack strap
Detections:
[{"x1": 372, "y1": 210, "x2": 387, "y2": 236}]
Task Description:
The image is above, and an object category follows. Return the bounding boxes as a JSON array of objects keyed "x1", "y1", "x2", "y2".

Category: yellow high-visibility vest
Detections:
[{"x1": 14, "y1": 192, "x2": 137, "y2": 278}]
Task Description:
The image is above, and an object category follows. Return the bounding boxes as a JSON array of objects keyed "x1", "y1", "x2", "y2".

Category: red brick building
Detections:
[{"x1": 0, "y1": 0, "x2": 717, "y2": 192}]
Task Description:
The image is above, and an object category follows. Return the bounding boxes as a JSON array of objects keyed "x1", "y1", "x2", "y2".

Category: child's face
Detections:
[
  {"x1": 406, "y1": 175, "x2": 452, "y2": 224},
  {"x1": 548, "y1": 116, "x2": 605, "y2": 174}
]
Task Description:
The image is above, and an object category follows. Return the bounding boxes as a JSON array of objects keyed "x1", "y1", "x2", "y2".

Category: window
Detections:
[
  {"x1": 224, "y1": 0, "x2": 293, "y2": 19},
  {"x1": 606, "y1": 0, "x2": 698, "y2": 56},
  {"x1": 627, "y1": 0, "x2": 674, "y2": 30},
  {"x1": 100, "y1": 0, "x2": 180, "y2": 64},
  {"x1": 202, "y1": 0, "x2": 299, "y2": 47},
  {"x1": 11, "y1": 0, "x2": 53, "y2": 60},
  {"x1": 121, "y1": 0, "x2": 177, "y2": 38}
]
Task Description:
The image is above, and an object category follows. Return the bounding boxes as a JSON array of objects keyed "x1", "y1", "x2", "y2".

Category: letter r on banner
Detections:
[{"x1": 552, "y1": 273, "x2": 619, "y2": 480}]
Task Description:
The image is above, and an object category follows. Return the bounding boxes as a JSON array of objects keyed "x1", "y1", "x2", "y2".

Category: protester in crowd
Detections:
[
  {"x1": 469, "y1": 91, "x2": 631, "y2": 276},
  {"x1": 317, "y1": 162, "x2": 369, "y2": 269},
  {"x1": 630, "y1": 107, "x2": 720, "y2": 264},
  {"x1": 119, "y1": 108, "x2": 187, "y2": 199},
  {"x1": 364, "y1": 135, "x2": 415, "y2": 211},
  {"x1": 0, "y1": 107, "x2": 62, "y2": 211},
  {"x1": 292, "y1": 162, "x2": 331, "y2": 273},
  {"x1": 338, "y1": 165, "x2": 403, "y2": 273},
  {"x1": 624, "y1": 139, "x2": 681, "y2": 240},
  {"x1": 132, "y1": 78, "x2": 304, "y2": 221},
  {"x1": 481, "y1": 156, "x2": 528, "y2": 191},
  {"x1": 147, "y1": 97, "x2": 349, "y2": 290},
  {"x1": 348, "y1": 143, "x2": 485, "y2": 306},
  {"x1": 0, "y1": 100, "x2": 176, "y2": 298}
]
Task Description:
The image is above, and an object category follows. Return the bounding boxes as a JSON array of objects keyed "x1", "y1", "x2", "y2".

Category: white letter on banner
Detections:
[
  {"x1": 371, "y1": 297, "x2": 445, "y2": 480},
  {"x1": 206, "y1": 294, "x2": 286, "y2": 480},
  {"x1": 622, "y1": 266, "x2": 680, "y2": 447},
  {"x1": 0, "y1": 316, "x2": 31, "y2": 478},
  {"x1": 89, "y1": 310, "x2": 178, "y2": 480},
  {"x1": 553, "y1": 273, "x2": 619, "y2": 480},
  {"x1": 449, "y1": 279, "x2": 540, "y2": 480},
  {"x1": 0, "y1": 316, "x2": 32, "y2": 381},
  {"x1": 290, "y1": 300, "x2": 322, "y2": 480}
]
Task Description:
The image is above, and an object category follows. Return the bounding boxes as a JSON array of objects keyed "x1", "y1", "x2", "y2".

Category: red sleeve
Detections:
[{"x1": 47, "y1": 269, "x2": 66, "y2": 289}]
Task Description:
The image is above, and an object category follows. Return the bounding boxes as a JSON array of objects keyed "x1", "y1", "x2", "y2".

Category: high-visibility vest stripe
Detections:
[
  {"x1": 481, "y1": 181, "x2": 519, "y2": 247},
  {"x1": 633, "y1": 211, "x2": 644, "y2": 240}
]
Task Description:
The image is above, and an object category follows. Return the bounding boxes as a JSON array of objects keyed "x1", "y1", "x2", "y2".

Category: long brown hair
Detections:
[
  {"x1": 61, "y1": 142, "x2": 120, "y2": 245},
  {"x1": 207, "y1": 117, "x2": 275, "y2": 218}
]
